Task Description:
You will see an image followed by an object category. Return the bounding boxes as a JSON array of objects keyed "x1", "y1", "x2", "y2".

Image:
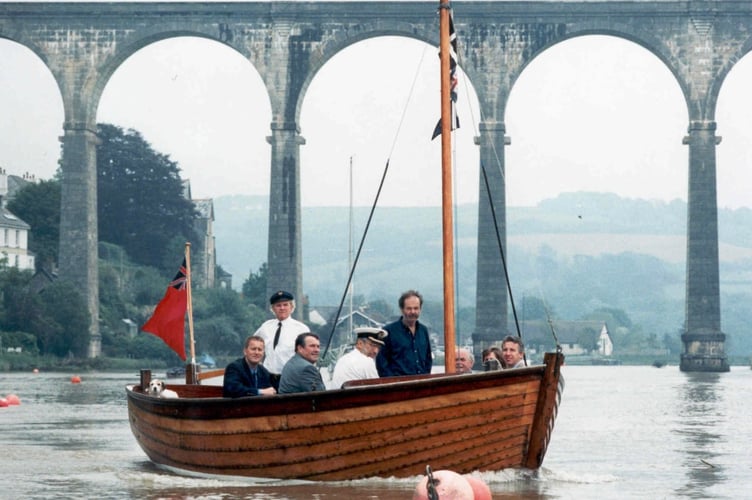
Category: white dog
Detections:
[{"x1": 147, "y1": 379, "x2": 179, "y2": 398}]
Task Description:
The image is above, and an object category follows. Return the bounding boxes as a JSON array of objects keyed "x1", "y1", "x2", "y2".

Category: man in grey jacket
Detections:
[{"x1": 278, "y1": 332, "x2": 326, "y2": 394}]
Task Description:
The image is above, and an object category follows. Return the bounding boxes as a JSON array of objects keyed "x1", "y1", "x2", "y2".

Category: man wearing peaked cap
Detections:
[
  {"x1": 356, "y1": 327, "x2": 388, "y2": 345},
  {"x1": 270, "y1": 290, "x2": 294, "y2": 304},
  {"x1": 330, "y1": 327, "x2": 388, "y2": 389},
  {"x1": 253, "y1": 290, "x2": 309, "y2": 386}
]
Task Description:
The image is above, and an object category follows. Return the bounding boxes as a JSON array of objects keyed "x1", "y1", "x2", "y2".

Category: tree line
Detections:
[{"x1": 0, "y1": 124, "x2": 267, "y2": 367}]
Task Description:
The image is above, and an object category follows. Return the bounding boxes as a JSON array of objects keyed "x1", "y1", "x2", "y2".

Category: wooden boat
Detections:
[
  {"x1": 126, "y1": 1, "x2": 565, "y2": 481},
  {"x1": 127, "y1": 354, "x2": 563, "y2": 480}
]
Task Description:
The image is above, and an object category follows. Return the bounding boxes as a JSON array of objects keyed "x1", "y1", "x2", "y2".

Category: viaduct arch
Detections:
[{"x1": 2, "y1": 1, "x2": 749, "y2": 372}]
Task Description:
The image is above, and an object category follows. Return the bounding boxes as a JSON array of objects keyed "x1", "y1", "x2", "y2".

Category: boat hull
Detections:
[{"x1": 127, "y1": 352, "x2": 564, "y2": 481}]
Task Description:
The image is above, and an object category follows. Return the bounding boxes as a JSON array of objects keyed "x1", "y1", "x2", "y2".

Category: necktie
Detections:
[
  {"x1": 251, "y1": 369, "x2": 258, "y2": 388},
  {"x1": 273, "y1": 321, "x2": 282, "y2": 349}
]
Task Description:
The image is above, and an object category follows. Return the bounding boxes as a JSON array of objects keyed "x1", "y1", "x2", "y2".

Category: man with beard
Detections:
[{"x1": 376, "y1": 290, "x2": 433, "y2": 377}]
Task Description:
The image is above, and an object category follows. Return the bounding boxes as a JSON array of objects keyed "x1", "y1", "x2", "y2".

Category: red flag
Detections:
[{"x1": 142, "y1": 259, "x2": 188, "y2": 360}]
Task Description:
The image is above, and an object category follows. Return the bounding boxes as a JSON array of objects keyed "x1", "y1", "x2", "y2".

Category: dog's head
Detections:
[{"x1": 147, "y1": 379, "x2": 166, "y2": 396}]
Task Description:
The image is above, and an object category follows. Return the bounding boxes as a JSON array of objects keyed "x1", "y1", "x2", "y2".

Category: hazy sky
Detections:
[{"x1": 1, "y1": 22, "x2": 751, "y2": 209}]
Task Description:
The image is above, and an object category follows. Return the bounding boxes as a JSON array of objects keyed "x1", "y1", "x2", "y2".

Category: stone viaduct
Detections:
[{"x1": 2, "y1": 1, "x2": 749, "y2": 371}]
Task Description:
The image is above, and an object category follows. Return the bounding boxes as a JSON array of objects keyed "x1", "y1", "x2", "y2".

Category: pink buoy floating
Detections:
[
  {"x1": 465, "y1": 475, "x2": 493, "y2": 500},
  {"x1": 0, "y1": 398, "x2": 8, "y2": 408},
  {"x1": 413, "y1": 468, "x2": 474, "y2": 500},
  {"x1": 5, "y1": 394, "x2": 20, "y2": 405}
]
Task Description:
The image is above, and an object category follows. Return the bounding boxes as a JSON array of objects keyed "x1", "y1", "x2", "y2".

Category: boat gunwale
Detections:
[{"x1": 127, "y1": 361, "x2": 553, "y2": 420}]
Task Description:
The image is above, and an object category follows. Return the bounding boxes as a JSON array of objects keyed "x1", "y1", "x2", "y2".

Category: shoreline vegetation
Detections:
[{"x1": 2, "y1": 353, "x2": 749, "y2": 373}]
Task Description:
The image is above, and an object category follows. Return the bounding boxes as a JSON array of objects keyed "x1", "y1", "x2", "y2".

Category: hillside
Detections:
[{"x1": 213, "y1": 192, "x2": 752, "y2": 355}]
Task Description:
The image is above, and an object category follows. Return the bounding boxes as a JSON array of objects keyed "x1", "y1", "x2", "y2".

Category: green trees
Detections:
[
  {"x1": 242, "y1": 263, "x2": 268, "y2": 309},
  {"x1": 7, "y1": 178, "x2": 60, "y2": 271},
  {"x1": 96, "y1": 123, "x2": 197, "y2": 273},
  {"x1": 35, "y1": 281, "x2": 90, "y2": 357},
  {"x1": 0, "y1": 124, "x2": 206, "y2": 362},
  {"x1": 8, "y1": 124, "x2": 197, "y2": 276},
  {"x1": 0, "y1": 266, "x2": 89, "y2": 357},
  {"x1": 192, "y1": 287, "x2": 267, "y2": 356}
]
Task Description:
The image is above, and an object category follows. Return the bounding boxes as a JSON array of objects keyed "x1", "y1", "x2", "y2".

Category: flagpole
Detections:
[{"x1": 185, "y1": 242, "x2": 197, "y2": 382}]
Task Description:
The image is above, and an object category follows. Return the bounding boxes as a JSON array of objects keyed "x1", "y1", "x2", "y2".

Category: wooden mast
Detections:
[{"x1": 439, "y1": 1, "x2": 456, "y2": 373}]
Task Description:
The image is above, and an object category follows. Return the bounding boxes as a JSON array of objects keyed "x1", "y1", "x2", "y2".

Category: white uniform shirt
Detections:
[
  {"x1": 331, "y1": 347, "x2": 379, "y2": 389},
  {"x1": 254, "y1": 316, "x2": 309, "y2": 374}
]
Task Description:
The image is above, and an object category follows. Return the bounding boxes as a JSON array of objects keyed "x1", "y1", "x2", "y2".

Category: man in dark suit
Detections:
[
  {"x1": 223, "y1": 335, "x2": 277, "y2": 397},
  {"x1": 278, "y1": 332, "x2": 326, "y2": 394}
]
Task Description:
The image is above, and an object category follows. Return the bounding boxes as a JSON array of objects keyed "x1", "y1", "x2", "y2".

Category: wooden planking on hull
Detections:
[
  {"x1": 127, "y1": 354, "x2": 565, "y2": 480},
  {"x1": 129, "y1": 382, "x2": 542, "y2": 479}
]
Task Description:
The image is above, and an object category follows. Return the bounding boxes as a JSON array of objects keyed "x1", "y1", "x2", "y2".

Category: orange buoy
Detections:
[
  {"x1": 413, "y1": 469, "x2": 474, "y2": 500},
  {"x1": 5, "y1": 394, "x2": 20, "y2": 405},
  {"x1": 71, "y1": 375, "x2": 82, "y2": 384},
  {"x1": 465, "y1": 475, "x2": 493, "y2": 500},
  {"x1": 0, "y1": 398, "x2": 8, "y2": 408}
]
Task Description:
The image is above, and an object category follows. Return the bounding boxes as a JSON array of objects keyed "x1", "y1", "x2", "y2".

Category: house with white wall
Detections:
[{"x1": 0, "y1": 168, "x2": 35, "y2": 270}]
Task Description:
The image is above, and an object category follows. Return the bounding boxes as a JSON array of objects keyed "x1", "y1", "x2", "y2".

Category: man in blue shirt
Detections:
[
  {"x1": 376, "y1": 290, "x2": 433, "y2": 377},
  {"x1": 223, "y1": 335, "x2": 276, "y2": 397}
]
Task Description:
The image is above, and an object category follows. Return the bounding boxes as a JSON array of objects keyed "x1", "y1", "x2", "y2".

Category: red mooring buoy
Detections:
[{"x1": 71, "y1": 375, "x2": 82, "y2": 384}]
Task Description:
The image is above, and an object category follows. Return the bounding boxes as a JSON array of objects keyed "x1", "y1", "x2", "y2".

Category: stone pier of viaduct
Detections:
[{"x1": 3, "y1": 1, "x2": 750, "y2": 371}]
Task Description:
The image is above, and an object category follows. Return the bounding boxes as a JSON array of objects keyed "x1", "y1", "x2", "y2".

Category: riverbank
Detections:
[
  {"x1": 2, "y1": 352, "x2": 749, "y2": 373},
  {"x1": 0, "y1": 353, "x2": 172, "y2": 372}
]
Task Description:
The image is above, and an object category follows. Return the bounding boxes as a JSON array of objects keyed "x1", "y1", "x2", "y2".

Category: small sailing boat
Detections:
[{"x1": 126, "y1": 2, "x2": 564, "y2": 481}]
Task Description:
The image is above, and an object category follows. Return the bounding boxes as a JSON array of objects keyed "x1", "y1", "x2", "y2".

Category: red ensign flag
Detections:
[{"x1": 141, "y1": 259, "x2": 188, "y2": 360}]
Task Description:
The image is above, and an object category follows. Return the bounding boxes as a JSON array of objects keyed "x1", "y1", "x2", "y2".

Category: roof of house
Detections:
[
  {"x1": 0, "y1": 206, "x2": 30, "y2": 230},
  {"x1": 6, "y1": 174, "x2": 32, "y2": 200}
]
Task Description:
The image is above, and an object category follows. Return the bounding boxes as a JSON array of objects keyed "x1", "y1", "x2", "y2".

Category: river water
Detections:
[{"x1": 2, "y1": 365, "x2": 750, "y2": 499}]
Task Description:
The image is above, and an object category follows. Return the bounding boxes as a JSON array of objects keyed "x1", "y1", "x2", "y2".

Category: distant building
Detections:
[
  {"x1": 515, "y1": 320, "x2": 612, "y2": 358},
  {"x1": 181, "y1": 179, "x2": 224, "y2": 289},
  {"x1": 216, "y1": 265, "x2": 232, "y2": 289},
  {"x1": 30, "y1": 267, "x2": 57, "y2": 293},
  {"x1": 0, "y1": 168, "x2": 35, "y2": 271}
]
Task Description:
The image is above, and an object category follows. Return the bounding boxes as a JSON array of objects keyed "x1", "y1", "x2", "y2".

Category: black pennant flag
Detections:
[{"x1": 431, "y1": 12, "x2": 460, "y2": 140}]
